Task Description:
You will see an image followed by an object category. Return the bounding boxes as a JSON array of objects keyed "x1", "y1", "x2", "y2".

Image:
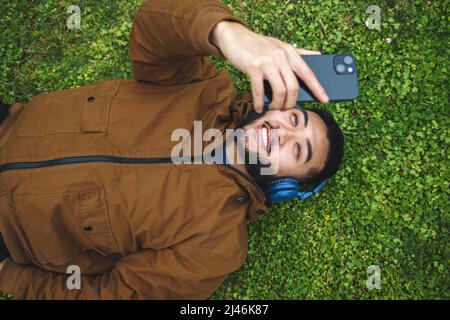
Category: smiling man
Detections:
[
  {"x1": 229, "y1": 107, "x2": 343, "y2": 188},
  {"x1": 0, "y1": 0, "x2": 343, "y2": 299}
]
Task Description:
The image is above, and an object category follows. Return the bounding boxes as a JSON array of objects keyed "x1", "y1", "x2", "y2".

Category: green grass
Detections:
[{"x1": 0, "y1": 0, "x2": 448, "y2": 299}]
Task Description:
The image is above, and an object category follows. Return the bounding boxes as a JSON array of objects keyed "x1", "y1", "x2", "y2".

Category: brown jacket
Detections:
[{"x1": 0, "y1": 0, "x2": 270, "y2": 299}]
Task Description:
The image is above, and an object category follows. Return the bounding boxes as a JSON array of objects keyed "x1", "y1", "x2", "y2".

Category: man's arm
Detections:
[
  {"x1": 0, "y1": 199, "x2": 248, "y2": 300},
  {"x1": 129, "y1": 0, "x2": 248, "y2": 85},
  {"x1": 0, "y1": 245, "x2": 245, "y2": 299},
  {"x1": 130, "y1": 0, "x2": 328, "y2": 110}
]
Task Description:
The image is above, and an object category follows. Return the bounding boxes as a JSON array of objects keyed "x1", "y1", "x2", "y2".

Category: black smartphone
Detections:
[{"x1": 263, "y1": 54, "x2": 359, "y2": 104}]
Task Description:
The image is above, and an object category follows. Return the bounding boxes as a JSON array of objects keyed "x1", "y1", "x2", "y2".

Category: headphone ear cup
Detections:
[{"x1": 265, "y1": 177, "x2": 299, "y2": 203}]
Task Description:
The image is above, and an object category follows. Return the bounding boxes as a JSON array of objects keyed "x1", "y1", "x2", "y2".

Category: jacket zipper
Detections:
[{"x1": 0, "y1": 154, "x2": 267, "y2": 202}]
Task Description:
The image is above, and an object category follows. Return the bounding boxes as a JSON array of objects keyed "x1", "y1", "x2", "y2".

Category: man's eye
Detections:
[
  {"x1": 293, "y1": 113, "x2": 299, "y2": 127},
  {"x1": 296, "y1": 143, "x2": 301, "y2": 159}
]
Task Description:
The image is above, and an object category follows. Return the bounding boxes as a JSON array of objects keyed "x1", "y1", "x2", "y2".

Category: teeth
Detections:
[{"x1": 262, "y1": 126, "x2": 268, "y2": 150}]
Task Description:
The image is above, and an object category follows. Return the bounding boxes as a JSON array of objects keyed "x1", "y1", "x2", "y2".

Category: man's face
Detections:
[{"x1": 239, "y1": 108, "x2": 329, "y2": 179}]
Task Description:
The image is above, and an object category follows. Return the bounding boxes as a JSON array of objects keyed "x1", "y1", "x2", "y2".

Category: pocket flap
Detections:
[
  {"x1": 82, "y1": 81, "x2": 120, "y2": 133},
  {"x1": 8, "y1": 186, "x2": 119, "y2": 266},
  {"x1": 17, "y1": 80, "x2": 120, "y2": 137},
  {"x1": 79, "y1": 188, "x2": 120, "y2": 254}
]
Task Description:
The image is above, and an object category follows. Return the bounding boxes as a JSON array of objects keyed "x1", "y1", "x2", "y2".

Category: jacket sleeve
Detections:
[
  {"x1": 129, "y1": 0, "x2": 249, "y2": 85},
  {"x1": 0, "y1": 244, "x2": 246, "y2": 300}
]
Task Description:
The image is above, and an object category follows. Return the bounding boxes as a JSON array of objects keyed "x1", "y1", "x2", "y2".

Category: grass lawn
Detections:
[{"x1": 0, "y1": 0, "x2": 448, "y2": 299}]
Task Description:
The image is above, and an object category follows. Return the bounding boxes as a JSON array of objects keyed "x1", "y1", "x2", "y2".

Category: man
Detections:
[{"x1": 0, "y1": 0, "x2": 343, "y2": 299}]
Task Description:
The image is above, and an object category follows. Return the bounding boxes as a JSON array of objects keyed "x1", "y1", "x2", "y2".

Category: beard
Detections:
[
  {"x1": 235, "y1": 118, "x2": 277, "y2": 188},
  {"x1": 243, "y1": 146, "x2": 276, "y2": 187}
]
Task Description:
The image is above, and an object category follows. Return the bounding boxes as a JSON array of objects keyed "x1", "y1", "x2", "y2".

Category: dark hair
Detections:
[{"x1": 300, "y1": 107, "x2": 344, "y2": 185}]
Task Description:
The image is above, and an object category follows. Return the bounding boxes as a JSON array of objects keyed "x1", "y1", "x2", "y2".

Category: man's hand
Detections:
[{"x1": 211, "y1": 21, "x2": 329, "y2": 112}]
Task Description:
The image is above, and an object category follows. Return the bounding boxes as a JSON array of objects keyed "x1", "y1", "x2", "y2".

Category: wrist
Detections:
[
  {"x1": 210, "y1": 21, "x2": 228, "y2": 48},
  {"x1": 210, "y1": 20, "x2": 247, "y2": 50}
]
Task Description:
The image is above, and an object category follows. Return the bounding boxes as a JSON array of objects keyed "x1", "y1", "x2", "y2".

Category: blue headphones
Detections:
[
  {"x1": 265, "y1": 176, "x2": 328, "y2": 203},
  {"x1": 238, "y1": 94, "x2": 328, "y2": 204}
]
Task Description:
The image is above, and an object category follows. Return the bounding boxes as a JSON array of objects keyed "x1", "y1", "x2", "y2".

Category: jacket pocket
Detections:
[
  {"x1": 17, "y1": 80, "x2": 120, "y2": 137},
  {"x1": 9, "y1": 187, "x2": 120, "y2": 266}
]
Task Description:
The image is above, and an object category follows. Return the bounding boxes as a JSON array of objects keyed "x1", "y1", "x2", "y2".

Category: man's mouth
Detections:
[{"x1": 259, "y1": 122, "x2": 271, "y2": 153}]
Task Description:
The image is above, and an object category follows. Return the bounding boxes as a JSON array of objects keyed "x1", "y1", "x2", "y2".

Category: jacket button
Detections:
[
  {"x1": 83, "y1": 225, "x2": 93, "y2": 232},
  {"x1": 87, "y1": 96, "x2": 95, "y2": 103},
  {"x1": 235, "y1": 195, "x2": 249, "y2": 204}
]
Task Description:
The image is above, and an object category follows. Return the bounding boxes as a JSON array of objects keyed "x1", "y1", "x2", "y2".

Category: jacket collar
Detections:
[
  {"x1": 228, "y1": 92, "x2": 254, "y2": 130},
  {"x1": 217, "y1": 164, "x2": 270, "y2": 221},
  {"x1": 223, "y1": 92, "x2": 271, "y2": 221}
]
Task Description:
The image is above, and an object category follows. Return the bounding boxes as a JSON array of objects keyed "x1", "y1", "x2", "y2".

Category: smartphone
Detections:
[{"x1": 263, "y1": 54, "x2": 359, "y2": 104}]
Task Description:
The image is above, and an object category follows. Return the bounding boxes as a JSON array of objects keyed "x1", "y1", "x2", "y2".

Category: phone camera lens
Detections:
[
  {"x1": 344, "y1": 56, "x2": 353, "y2": 65},
  {"x1": 336, "y1": 64, "x2": 345, "y2": 73}
]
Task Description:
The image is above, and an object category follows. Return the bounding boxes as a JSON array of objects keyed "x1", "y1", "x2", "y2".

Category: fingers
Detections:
[
  {"x1": 250, "y1": 73, "x2": 264, "y2": 113},
  {"x1": 294, "y1": 50, "x2": 329, "y2": 103},
  {"x1": 247, "y1": 40, "x2": 329, "y2": 112},
  {"x1": 263, "y1": 66, "x2": 287, "y2": 110},
  {"x1": 277, "y1": 58, "x2": 300, "y2": 110}
]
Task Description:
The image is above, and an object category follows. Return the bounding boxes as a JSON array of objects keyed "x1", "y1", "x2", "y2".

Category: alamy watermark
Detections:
[
  {"x1": 170, "y1": 121, "x2": 280, "y2": 176},
  {"x1": 66, "y1": 265, "x2": 81, "y2": 290},
  {"x1": 365, "y1": 5, "x2": 381, "y2": 30},
  {"x1": 67, "y1": 5, "x2": 81, "y2": 30},
  {"x1": 366, "y1": 265, "x2": 381, "y2": 290}
]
